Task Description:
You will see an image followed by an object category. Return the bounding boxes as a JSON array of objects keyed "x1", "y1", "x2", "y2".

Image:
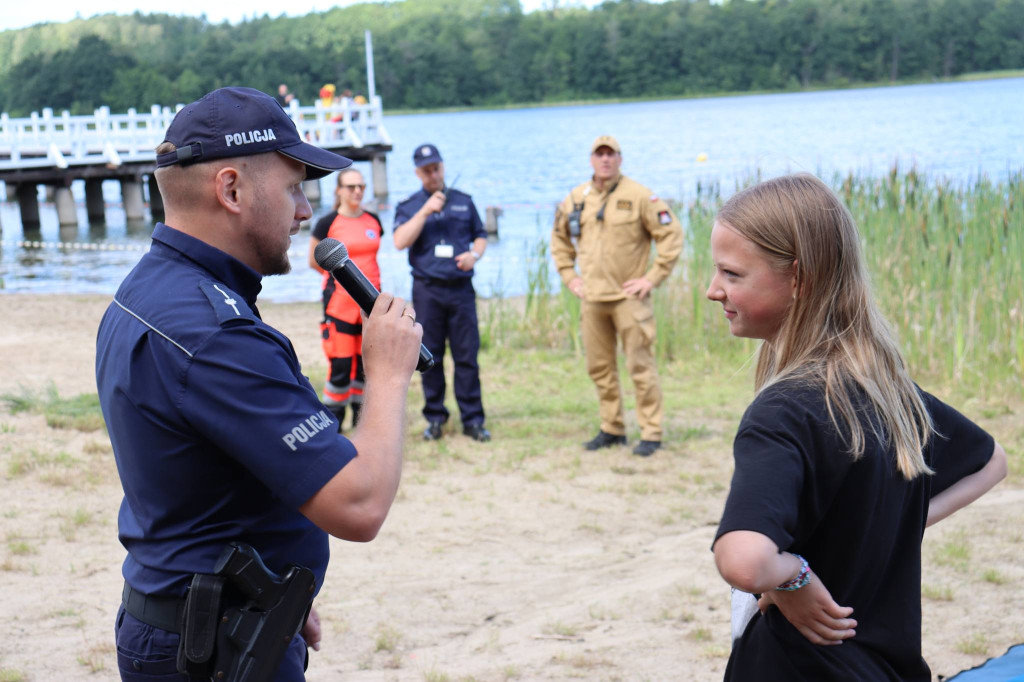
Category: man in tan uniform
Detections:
[{"x1": 551, "y1": 135, "x2": 683, "y2": 456}]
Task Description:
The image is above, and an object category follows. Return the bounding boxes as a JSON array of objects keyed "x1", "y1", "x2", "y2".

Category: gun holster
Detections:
[
  {"x1": 176, "y1": 542, "x2": 315, "y2": 682},
  {"x1": 177, "y1": 574, "x2": 226, "y2": 677}
]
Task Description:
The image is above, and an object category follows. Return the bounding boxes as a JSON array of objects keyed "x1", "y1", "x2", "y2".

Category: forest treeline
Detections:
[{"x1": 0, "y1": 0, "x2": 1021, "y2": 116}]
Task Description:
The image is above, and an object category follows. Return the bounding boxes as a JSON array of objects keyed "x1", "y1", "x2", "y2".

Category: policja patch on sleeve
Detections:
[{"x1": 658, "y1": 211, "x2": 672, "y2": 225}]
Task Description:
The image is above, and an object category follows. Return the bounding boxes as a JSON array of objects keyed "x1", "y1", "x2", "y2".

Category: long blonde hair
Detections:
[{"x1": 718, "y1": 173, "x2": 933, "y2": 479}]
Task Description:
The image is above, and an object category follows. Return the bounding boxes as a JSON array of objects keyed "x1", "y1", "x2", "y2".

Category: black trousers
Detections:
[{"x1": 412, "y1": 276, "x2": 485, "y2": 427}]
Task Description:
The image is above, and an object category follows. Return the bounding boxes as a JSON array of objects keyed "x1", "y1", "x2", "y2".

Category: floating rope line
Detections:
[
  {"x1": 1, "y1": 240, "x2": 147, "y2": 251},
  {"x1": 1, "y1": 241, "x2": 530, "y2": 265}
]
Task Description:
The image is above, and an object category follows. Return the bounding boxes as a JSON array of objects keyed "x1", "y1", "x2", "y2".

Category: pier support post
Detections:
[
  {"x1": 485, "y1": 206, "x2": 503, "y2": 237},
  {"x1": 55, "y1": 186, "x2": 78, "y2": 227},
  {"x1": 85, "y1": 179, "x2": 106, "y2": 223},
  {"x1": 147, "y1": 175, "x2": 164, "y2": 217},
  {"x1": 121, "y1": 178, "x2": 145, "y2": 221},
  {"x1": 302, "y1": 180, "x2": 321, "y2": 203},
  {"x1": 16, "y1": 183, "x2": 40, "y2": 225},
  {"x1": 371, "y1": 153, "x2": 388, "y2": 199}
]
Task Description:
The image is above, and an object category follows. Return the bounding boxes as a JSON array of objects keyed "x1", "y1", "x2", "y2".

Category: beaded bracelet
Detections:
[{"x1": 775, "y1": 554, "x2": 811, "y2": 592}]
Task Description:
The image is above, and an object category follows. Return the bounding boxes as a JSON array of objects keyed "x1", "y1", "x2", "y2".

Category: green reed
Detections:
[
  {"x1": 484, "y1": 168, "x2": 1023, "y2": 395},
  {"x1": 846, "y1": 167, "x2": 1023, "y2": 390}
]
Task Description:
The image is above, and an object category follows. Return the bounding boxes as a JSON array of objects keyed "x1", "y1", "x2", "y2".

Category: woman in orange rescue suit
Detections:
[{"x1": 308, "y1": 168, "x2": 382, "y2": 431}]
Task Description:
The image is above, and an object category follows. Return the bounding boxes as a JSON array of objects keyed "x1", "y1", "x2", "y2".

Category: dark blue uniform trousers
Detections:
[
  {"x1": 114, "y1": 606, "x2": 307, "y2": 681},
  {"x1": 412, "y1": 276, "x2": 485, "y2": 427}
]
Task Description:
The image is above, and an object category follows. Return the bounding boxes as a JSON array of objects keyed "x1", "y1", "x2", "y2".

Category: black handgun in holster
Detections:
[{"x1": 176, "y1": 542, "x2": 315, "y2": 682}]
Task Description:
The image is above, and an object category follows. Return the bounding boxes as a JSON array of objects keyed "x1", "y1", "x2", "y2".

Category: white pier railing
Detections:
[{"x1": 0, "y1": 97, "x2": 392, "y2": 172}]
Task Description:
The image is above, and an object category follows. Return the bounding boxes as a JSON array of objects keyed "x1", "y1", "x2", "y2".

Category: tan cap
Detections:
[{"x1": 590, "y1": 135, "x2": 621, "y2": 154}]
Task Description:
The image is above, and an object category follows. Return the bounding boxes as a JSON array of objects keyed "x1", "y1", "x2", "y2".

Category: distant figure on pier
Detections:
[
  {"x1": 308, "y1": 168, "x2": 382, "y2": 432},
  {"x1": 276, "y1": 83, "x2": 295, "y2": 106},
  {"x1": 96, "y1": 86, "x2": 420, "y2": 681},
  {"x1": 551, "y1": 135, "x2": 683, "y2": 457},
  {"x1": 319, "y1": 83, "x2": 336, "y2": 109},
  {"x1": 393, "y1": 143, "x2": 491, "y2": 443}
]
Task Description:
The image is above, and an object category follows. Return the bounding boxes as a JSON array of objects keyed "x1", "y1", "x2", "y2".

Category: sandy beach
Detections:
[{"x1": 0, "y1": 293, "x2": 1020, "y2": 681}]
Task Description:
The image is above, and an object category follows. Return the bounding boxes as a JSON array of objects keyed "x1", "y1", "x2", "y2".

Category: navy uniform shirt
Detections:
[
  {"x1": 96, "y1": 223, "x2": 356, "y2": 597},
  {"x1": 393, "y1": 187, "x2": 487, "y2": 280}
]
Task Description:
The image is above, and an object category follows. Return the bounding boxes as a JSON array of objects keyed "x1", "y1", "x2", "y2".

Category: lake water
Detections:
[{"x1": 1, "y1": 77, "x2": 1021, "y2": 301}]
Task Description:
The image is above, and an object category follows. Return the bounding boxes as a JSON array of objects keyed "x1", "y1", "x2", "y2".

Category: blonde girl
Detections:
[{"x1": 708, "y1": 173, "x2": 1006, "y2": 680}]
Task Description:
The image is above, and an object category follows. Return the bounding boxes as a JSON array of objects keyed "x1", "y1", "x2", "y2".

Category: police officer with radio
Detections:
[
  {"x1": 96, "y1": 87, "x2": 422, "y2": 681},
  {"x1": 551, "y1": 135, "x2": 683, "y2": 457},
  {"x1": 393, "y1": 144, "x2": 491, "y2": 443}
]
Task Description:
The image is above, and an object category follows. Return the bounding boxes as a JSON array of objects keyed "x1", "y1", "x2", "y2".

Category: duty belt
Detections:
[
  {"x1": 415, "y1": 276, "x2": 472, "y2": 288},
  {"x1": 122, "y1": 582, "x2": 184, "y2": 633},
  {"x1": 120, "y1": 544, "x2": 315, "y2": 682}
]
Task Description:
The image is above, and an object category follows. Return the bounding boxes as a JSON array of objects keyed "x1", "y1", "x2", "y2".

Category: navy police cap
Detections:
[
  {"x1": 156, "y1": 86, "x2": 352, "y2": 180},
  {"x1": 413, "y1": 143, "x2": 443, "y2": 168}
]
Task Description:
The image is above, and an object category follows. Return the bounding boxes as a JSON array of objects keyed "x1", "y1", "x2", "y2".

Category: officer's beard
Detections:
[{"x1": 249, "y1": 186, "x2": 292, "y2": 277}]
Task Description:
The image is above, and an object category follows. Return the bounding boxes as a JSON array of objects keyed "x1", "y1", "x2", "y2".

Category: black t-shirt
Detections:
[{"x1": 715, "y1": 381, "x2": 993, "y2": 681}]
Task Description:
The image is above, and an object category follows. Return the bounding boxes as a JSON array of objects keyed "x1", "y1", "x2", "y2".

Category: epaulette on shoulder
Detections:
[{"x1": 199, "y1": 280, "x2": 257, "y2": 327}]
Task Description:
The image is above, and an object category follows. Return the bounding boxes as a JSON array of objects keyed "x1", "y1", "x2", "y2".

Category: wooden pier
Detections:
[{"x1": 0, "y1": 98, "x2": 393, "y2": 228}]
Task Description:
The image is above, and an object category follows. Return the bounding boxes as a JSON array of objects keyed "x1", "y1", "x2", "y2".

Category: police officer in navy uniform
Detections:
[
  {"x1": 393, "y1": 144, "x2": 491, "y2": 442},
  {"x1": 95, "y1": 87, "x2": 423, "y2": 681}
]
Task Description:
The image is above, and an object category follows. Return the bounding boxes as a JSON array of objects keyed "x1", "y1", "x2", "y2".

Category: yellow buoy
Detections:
[{"x1": 696, "y1": 152, "x2": 708, "y2": 163}]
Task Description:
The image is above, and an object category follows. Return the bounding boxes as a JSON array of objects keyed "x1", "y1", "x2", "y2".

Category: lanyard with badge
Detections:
[{"x1": 433, "y1": 173, "x2": 461, "y2": 259}]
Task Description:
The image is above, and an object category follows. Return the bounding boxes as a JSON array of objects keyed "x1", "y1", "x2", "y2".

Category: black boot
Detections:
[
  {"x1": 350, "y1": 402, "x2": 362, "y2": 428},
  {"x1": 632, "y1": 440, "x2": 661, "y2": 457},
  {"x1": 583, "y1": 430, "x2": 626, "y2": 451}
]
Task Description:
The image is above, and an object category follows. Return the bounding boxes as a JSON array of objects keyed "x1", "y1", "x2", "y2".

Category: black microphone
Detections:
[{"x1": 314, "y1": 237, "x2": 435, "y2": 373}]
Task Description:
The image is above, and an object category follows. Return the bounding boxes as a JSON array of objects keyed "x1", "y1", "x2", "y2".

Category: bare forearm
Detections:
[
  {"x1": 927, "y1": 442, "x2": 1007, "y2": 527},
  {"x1": 347, "y1": 379, "x2": 409, "y2": 516},
  {"x1": 394, "y1": 210, "x2": 429, "y2": 250},
  {"x1": 714, "y1": 530, "x2": 803, "y2": 594}
]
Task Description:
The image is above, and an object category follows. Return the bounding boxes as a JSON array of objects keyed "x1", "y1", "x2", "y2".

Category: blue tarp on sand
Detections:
[{"x1": 946, "y1": 645, "x2": 1024, "y2": 681}]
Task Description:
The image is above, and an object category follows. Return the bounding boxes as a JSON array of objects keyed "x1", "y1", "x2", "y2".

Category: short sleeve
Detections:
[
  {"x1": 181, "y1": 326, "x2": 356, "y2": 508},
  {"x1": 365, "y1": 211, "x2": 384, "y2": 237},
  {"x1": 311, "y1": 212, "x2": 335, "y2": 241},
  {"x1": 714, "y1": 394, "x2": 811, "y2": 552},
  {"x1": 467, "y1": 198, "x2": 486, "y2": 240},
  {"x1": 922, "y1": 390, "x2": 995, "y2": 497},
  {"x1": 393, "y1": 200, "x2": 414, "y2": 230}
]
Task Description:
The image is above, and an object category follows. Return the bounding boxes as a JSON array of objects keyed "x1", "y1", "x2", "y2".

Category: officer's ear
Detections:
[{"x1": 214, "y1": 166, "x2": 243, "y2": 215}]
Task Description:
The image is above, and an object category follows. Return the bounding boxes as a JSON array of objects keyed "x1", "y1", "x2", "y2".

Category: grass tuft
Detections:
[
  {"x1": 0, "y1": 384, "x2": 105, "y2": 432},
  {"x1": 955, "y1": 633, "x2": 991, "y2": 656}
]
